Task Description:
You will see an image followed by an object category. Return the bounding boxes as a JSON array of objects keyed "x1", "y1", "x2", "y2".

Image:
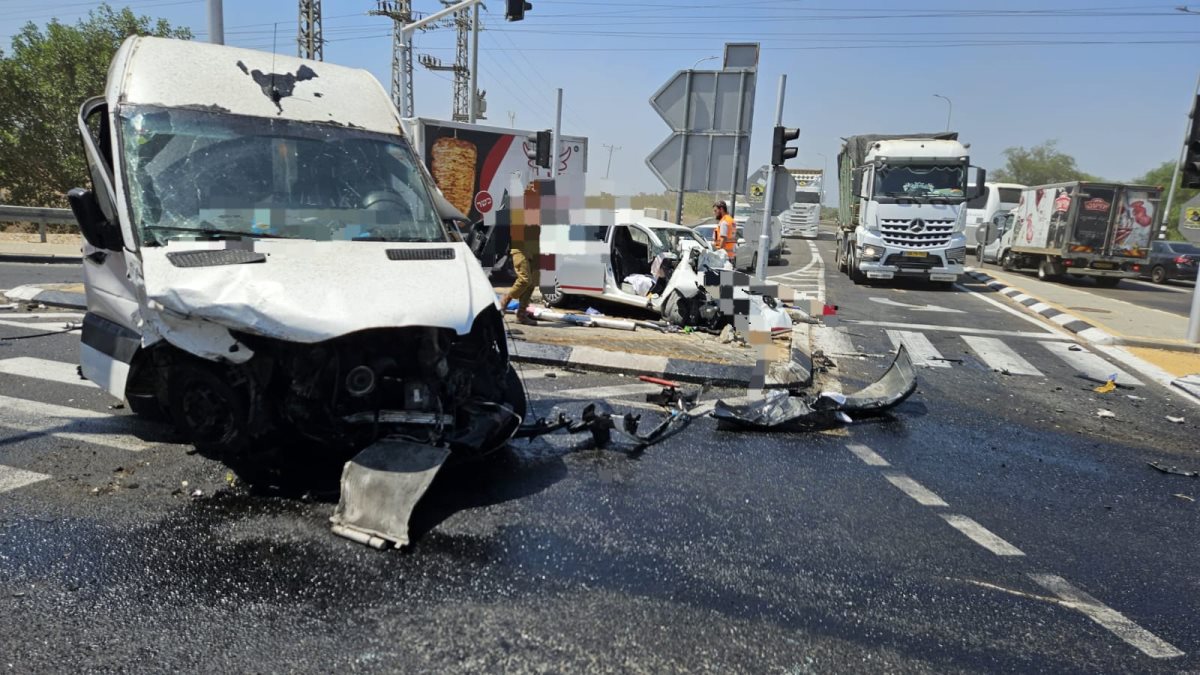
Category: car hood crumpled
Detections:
[{"x1": 140, "y1": 239, "x2": 498, "y2": 342}]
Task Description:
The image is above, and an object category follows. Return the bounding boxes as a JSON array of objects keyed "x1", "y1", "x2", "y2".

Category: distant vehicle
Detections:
[
  {"x1": 835, "y1": 132, "x2": 983, "y2": 287},
  {"x1": 965, "y1": 181, "x2": 1024, "y2": 252},
  {"x1": 979, "y1": 181, "x2": 1161, "y2": 287},
  {"x1": 1138, "y1": 240, "x2": 1200, "y2": 284},
  {"x1": 977, "y1": 208, "x2": 1017, "y2": 265},
  {"x1": 783, "y1": 168, "x2": 822, "y2": 239}
]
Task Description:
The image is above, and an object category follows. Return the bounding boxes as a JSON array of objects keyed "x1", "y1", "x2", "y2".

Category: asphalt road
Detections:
[
  {"x1": 0, "y1": 261, "x2": 82, "y2": 291},
  {"x1": 974, "y1": 257, "x2": 1195, "y2": 318},
  {"x1": 1, "y1": 245, "x2": 1198, "y2": 672}
]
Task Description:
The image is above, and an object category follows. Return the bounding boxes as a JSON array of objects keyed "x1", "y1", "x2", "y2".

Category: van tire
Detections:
[
  {"x1": 543, "y1": 282, "x2": 567, "y2": 308},
  {"x1": 1000, "y1": 251, "x2": 1015, "y2": 271},
  {"x1": 168, "y1": 361, "x2": 250, "y2": 453}
]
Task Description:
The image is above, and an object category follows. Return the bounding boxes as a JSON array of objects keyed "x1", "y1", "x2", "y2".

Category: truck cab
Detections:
[{"x1": 836, "y1": 135, "x2": 983, "y2": 286}]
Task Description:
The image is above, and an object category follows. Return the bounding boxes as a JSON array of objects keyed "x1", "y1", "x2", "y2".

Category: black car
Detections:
[{"x1": 1140, "y1": 240, "x2": 1200, "y2": 283}]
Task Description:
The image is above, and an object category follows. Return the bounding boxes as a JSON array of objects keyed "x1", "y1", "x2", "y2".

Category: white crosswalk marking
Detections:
[
  {"x1": 886, "y1": 330, "x2": 950, "y2": 368},
  {"x1": 0, "y1": 394, "x2": 153, "y2": 452},
  {"x1": 0, "y1": 465, "x2": 50, "y2": 494},
  {"x1": 961, "y1": 336, "x2": 1044, "y2": 377},
  {"x1": 813, "y1": 325, "x2": 861, "y2": 357},
  {"x1": 0, "y1": 357, "x2": 94, "y2": 388},
  {"x1": 1041, "y1": 342, "x2": 1144, "y2": 387}
]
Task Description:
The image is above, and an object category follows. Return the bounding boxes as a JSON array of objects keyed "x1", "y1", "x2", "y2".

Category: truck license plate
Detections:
[
  {"x1": 929, "y1": 273, "x2": 958, "y2": 282},
  {"x1": 902, "y1": 251, "x2": 928, "y2": 258},
  {"x1": 1092, "y1": 261, "x2": 1115, "y2": 270}
]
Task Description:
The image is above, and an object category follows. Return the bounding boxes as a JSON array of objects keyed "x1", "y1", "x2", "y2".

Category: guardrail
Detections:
[{"x1": 0, "y1": 205, "x2": 76, "y2": 243}]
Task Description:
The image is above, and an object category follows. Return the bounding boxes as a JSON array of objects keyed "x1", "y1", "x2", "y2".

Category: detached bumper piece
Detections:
[{"x1": 713, "y1": 345, "x2": 917, "y2": 430}]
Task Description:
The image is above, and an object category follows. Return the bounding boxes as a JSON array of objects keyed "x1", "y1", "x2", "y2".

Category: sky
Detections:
[{"x1": 2, "y1": 0, "x2": 1198, "y2": 199}]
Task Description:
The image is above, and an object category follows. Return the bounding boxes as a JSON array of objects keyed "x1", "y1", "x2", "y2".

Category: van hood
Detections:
[{"x1": 140, "y1": 240, "x2": 498, "y2": 343}]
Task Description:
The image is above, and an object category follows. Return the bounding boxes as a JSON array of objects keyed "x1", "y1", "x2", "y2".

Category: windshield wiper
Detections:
[{"x1": 145, "y1": 223, "x2": 290, "y2": 241}]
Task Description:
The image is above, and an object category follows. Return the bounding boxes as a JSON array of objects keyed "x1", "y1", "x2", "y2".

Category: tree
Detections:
[
  {"x1": 1134, "y1": 160, "x2": 1196, "y2": 241},
  {"x1": 0, "y1": 4, "x2": 191, "y2": 207},
  {"x1": 990, "y1": 140, "x2": 1099, "y2": 186}
]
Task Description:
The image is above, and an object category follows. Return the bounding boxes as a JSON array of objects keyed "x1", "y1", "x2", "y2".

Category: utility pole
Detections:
[
  {"x1": 297, "y1": 0, "x2": 323, "y2": 60},
  {"x1": 602, "y1": 144, "x2": 621, "y2": 179},
  {"x1": 369, "y1": 1, "x2": 416, "y2": 117},
  {"x1": 508, "y1": 111, "x2": 517, "y2": 127},
  {"x1": 552, "y1": 88, "x2": 563, "y2": 179},
  {"x1": 468, "y1": 3, "x2": 482, "y2": 122},
  {"x1": 418, "y1": 1, "x2": 472, "y2": 122},
  {"x1": 207, "y1": 0, "x2": 224, "y2": 45}
]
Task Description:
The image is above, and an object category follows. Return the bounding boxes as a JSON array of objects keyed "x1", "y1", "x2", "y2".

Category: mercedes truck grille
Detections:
[{"x1": 879, "y1": 219, "x2": 956, "y2": 249}]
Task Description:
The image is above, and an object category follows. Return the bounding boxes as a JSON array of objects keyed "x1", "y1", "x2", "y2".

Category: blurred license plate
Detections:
[
  {"x1": 1092, "y1": 261, "x2": 1115, "y2": 270},
  {"x1": 902, "y1": 251, "x2": 928, "y2": 258}
]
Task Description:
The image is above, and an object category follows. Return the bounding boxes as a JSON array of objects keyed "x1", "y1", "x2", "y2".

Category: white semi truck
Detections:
[{"x1": 835, "y1": 133, "x2": 985, "y2": 286}]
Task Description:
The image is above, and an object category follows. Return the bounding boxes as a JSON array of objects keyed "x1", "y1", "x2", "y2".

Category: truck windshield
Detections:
[
  {"x1": 793, "y1": 192, "x2": 821, "y2": 204},
  {"x1": 119, "y1": 105, "x2": 447, "y2": 246},
  {"x1": 875, "y1": 164, "x2": 965, "y2": 199}
]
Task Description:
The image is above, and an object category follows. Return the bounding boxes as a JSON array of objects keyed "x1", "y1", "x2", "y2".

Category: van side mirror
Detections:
[{"x1": 67, "y1": 187, "x2": 123, "y2": 251}]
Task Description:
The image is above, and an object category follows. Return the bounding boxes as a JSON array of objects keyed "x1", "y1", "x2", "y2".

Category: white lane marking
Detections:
[
  {"x1": 531, "y1": 383, "x2": 663, "y2": 399},
  {"x1": 0, "y1": 319, "x2": 79, "y2": 332},
  {"x1": 884, "y1": 472, "x2": 948, "y2": 506},
  {"x1": 812, "y1": 325, "x2": 860, "y2": 357},
  {"x1": 847, "y1": 320, "x2": 1070, "y2": 340},
  {"x1": 940, "y1": 514, "x2": 1024, "y2": 556},
  {"x1": 886, "y1": 330, "x2": 951, "y2": 368},
  {"x1": 847, "y1": 443, "x2": 890, "y2": 466},
  {"x1": 0, "y1": 465, "x2": 51, "y2": 494},
  {"x1": 0, "y1": 394, "x2": 153, "y2": 452},
  {"x1": 961, "y1": 336, "x2": 1044, "y2": 377},
  {"x1": 870, "y1": 297, "x2": 965, "y2": 314},
  {"x1": 0, "y1": 313, "x2": 84, "y2": 321},
  {"x1": 955, "y1": 281, "x2": 1061, "y2": 334},
  {"x1": 1041, "y1": 341, "x2": 1144, "y2": 387},
  {"x1": 1028, "y1": 573, "x2": 1184, "y2": 659},
  {"x1": 1123, "y1": 278, "x2": 1191, "y2": 294},
  {"x1": 0, "y1": 357, "x2": 94, "y2": 388}
]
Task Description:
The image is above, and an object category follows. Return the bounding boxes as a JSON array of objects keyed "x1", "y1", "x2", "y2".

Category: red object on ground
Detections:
[
  {"x1": 822, "y1": 304, "x2": 838, "y2": 316},
  {"x1": 638, "y1": 375, "x2": 680, "y2": 388}
]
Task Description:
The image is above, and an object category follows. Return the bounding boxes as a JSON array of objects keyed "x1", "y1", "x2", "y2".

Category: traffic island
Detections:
[{"x1": 4, "y1": 283, "x2": 87, "y2": 310}]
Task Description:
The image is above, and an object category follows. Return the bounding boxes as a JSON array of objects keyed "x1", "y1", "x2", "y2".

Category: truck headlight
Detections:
[
  {"x1": 860, "y1": 245, "x2": 883, "y2": 261},
  {"x1": 947, "y1": 246, "x2": 966, "y2": 264}
]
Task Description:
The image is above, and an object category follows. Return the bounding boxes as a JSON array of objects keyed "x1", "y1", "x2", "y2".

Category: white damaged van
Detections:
[{"x1": 69, "y1": 36, "x2": 525, "y2": 461}]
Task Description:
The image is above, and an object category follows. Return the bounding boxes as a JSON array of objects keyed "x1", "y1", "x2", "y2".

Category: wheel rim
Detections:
[
  {"x1": 1152, "y1": 267, "x2": 1165, "y2": 283},
  {"x1": 180, "y1": 384, "x2": 236, "y2": 443}
]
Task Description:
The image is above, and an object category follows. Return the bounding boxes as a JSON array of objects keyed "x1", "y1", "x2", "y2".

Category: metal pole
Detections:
[
  {"x1": 207, "y1": 0, "x2": 224, "y2": 45},
  {"x1": 1189, "y1": 264, "x2": 1200, "y2": 343},
  {"x1": 551, "y1": 88, "x2": 562, "y2": 179},
  {"x1": 468, "y1": 3, "x2": 480, "y2": 123},
  {"x1": 756, "y1": 74, "x2": 786, "y2": 280},
  {"x1": 816, "y1": 152, "x2": 827, "y2": 208},
  {"x1": 729, "y1": 69, "x2": 746, "y2": 220},
  {"x1": 934, "y1": 94, "x2": 952, "y2": 131},
  {"x1": 1162, "y1": 71, "x2": 1200, "y2": 236},
  {"x1": 399, "y1": 33, "x2": 411, "y2": 117},
  {"x1": 675, "y1": 70, "x2": 694, "y2": 224}
]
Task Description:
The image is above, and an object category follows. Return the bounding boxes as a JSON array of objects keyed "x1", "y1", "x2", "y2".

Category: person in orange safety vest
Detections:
[{"x1": 711, "y1": 201, "x2": 737, "y2": 256}]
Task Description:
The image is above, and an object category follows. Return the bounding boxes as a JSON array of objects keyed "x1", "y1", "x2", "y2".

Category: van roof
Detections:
[{"x1": 111, "y1": 36, "x2": 402, "y2": 135}]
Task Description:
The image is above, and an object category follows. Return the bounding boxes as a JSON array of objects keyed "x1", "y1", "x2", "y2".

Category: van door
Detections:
[
  {"x1": 77, "y1": 97, "x2": 141, "y2": 399},
  {"x1": 554, "y1": 224, "x2": 608, "y2": 296}
]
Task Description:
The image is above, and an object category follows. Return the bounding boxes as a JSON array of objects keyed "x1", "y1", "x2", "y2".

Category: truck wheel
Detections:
[
  {"x1": 1000, "y1": 251, "x2": 1015, "y2": 271},
  {"x1": 1151, "y1": 265, "x2": 1167, "y2": 284},
  {"x1": 836, "y1": 242, "x2": 848, "y2": 272},
  {"x1": 1037, "y1": 259, "x2": 1060, "y2": 281},
  {"x1": 1093, "y1": 277, "x2": 1121, "y2": 289},
  {"x1": 848, "y1": 250, "x2": 868, "y2": 285}
]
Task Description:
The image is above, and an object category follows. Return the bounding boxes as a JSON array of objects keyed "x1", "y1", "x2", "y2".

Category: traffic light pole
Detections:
[
  {"x1": 756, "y1": 74, "x2": 786, "y2": 281},
  {"x1": 1162, "y1": 71, "x2": 1200, "y2": 237},
  {"x1": 552, "y1": 88, "x2": 562, "y2": 178}
]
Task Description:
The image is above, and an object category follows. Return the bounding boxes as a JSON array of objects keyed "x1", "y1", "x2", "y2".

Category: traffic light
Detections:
[
  {"x1": 505, "y1": 0, "x2": 532, "y2": 21},
  {"x1": 771, "y1": 126, "x2": 800, "y2": 166},
  {"x1": 1183, "y1": 95, "x2": 1200, "y2": 189},
  {"x1": 526, "y1": 129, "x2": 552, "y2": 169}
]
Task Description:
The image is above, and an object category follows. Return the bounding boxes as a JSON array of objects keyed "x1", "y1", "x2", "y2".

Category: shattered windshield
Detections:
[
  {"x1": 651, "y1": 227, "x2": 709, "y2": 254},
  {"x1": 119, "y1": 105, "x2": 446, "y2": 246},
  {"x1": 875, "y1": 164, "x2": 966, "y2": 199}
]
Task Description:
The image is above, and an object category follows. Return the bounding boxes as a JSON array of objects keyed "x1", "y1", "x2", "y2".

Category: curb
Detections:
[
  {"x1": 3, "y1": 284, "x2": 87, "y2": 310},
  {"x1": 508, "y1": 322, "x2": 814, "y2": 389},
  {"x1": 0, "y1": 253, "x2": 82, "y2": 265},
  {"x1": 966, "y1": 269, "x2": 1200, "y2": 353}
]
